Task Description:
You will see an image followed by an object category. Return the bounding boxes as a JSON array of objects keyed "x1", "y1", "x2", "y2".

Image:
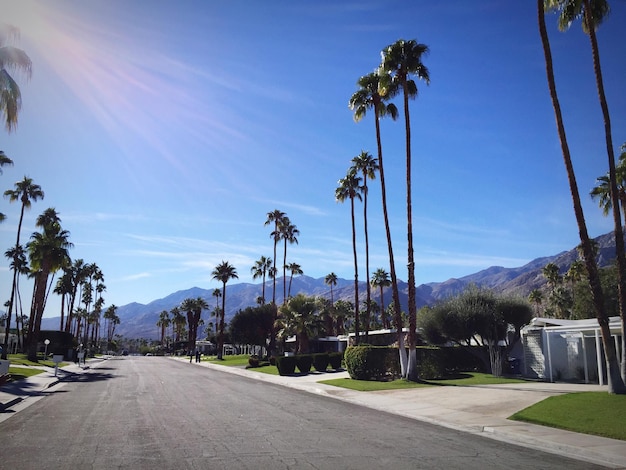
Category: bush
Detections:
[
  {"x1": 296, "y1": 354, "x2": 312, "y2": 374},
  {"x1": 328, "y1": 352, "x2": 343, "y2": 370},
  {"x1": 269, "y1": 356, "x2": 276, "y2": 366},
  {"x1": 344, "y1": 346, "x2": 400, "y2": 381},
  {"x1": 312, "y1": 353, "x2": 329, "y2": 372},
  {"x1": 276, "y1": 355, "x2": 297, "y2": 376},
  {"x1": 247, "y1": 355, "x2": 260, "y2": 368},
  {"x1": 416, "y1": 348, "x2": 446, "y2": 379}
]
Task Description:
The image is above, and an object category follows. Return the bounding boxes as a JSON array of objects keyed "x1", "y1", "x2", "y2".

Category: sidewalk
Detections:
[{"x1": 2, "y1": 357, "x2": 625, "y2": 469}]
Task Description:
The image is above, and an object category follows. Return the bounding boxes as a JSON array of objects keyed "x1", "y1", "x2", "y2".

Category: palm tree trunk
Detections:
[
  {"x1": 362, "y1": 177, "x2": 371, "y2": 343},
  {"x1": 538, "y1": 0, "x2": 624, "y2": 393},
  {"x1": 350, "y1": 198, "x2": 359, "y2": 345},
  {"x1": 374, "y1": 107, "x2": 407, "y2": 376},
  {"x1": 403, "y1": 81, "x2": 418, "y2": 382},
  {"x1": 582, "y1": 0, "x2": 626, "y2": 383},
  {"x1": 2, "y1": 203, "x2": 26, "y2": 360},
  {"x1": 218, "y1": 285, "x2": 226, "y2": 359}
]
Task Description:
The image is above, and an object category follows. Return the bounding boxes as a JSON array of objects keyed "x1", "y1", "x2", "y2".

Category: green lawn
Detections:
[
  {"x1": 6, "y1": 353, "x2": 59, "y2": 368},
  {"x1": 319, "y1": 372, "x2": 527, "y2": 391},
  {"x1": 7, "y1": 366, "x2": 45, "y2": 381},
  {"x1": 511, "y1": 392, "x2": 626, "y2": 441}
]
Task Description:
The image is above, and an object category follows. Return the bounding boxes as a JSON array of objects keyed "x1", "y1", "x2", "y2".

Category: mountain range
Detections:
[{"x1": 40, "y1": 230, "x2": 622, "y2": 340}]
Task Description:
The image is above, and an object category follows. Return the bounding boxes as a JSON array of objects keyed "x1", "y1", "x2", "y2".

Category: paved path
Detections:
[{"x1": 2, "y1": 356, "x2": 625, "y2": 468}]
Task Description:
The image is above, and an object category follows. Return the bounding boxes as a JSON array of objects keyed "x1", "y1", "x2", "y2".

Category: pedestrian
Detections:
[
  {"x1": 189, "y1": 350, "x2": 193, "y2": 363},
  {"x1": 195, "y1": 350, "x2": 201, "y2": 363}
]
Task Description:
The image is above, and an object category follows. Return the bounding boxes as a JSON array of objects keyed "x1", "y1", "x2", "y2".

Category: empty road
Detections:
[{"x1": 0, "y1": 356, "x2": 603, "y2": 469}]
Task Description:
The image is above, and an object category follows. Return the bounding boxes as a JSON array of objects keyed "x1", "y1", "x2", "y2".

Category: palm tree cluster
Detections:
[
  {"x1": 1, "y1": 177, "x2": 115, "y2": 360},
  {"x1": 538, "y1": 0, "x2": 625, "y2": 393},
  {"x1": 347, "y1": 39, "x2": 429, "y2": 380}
]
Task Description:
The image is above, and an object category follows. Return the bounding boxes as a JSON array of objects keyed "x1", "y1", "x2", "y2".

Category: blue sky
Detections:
[{"x1": 1, "y1": 0, "x2": 625, "y2": 318}]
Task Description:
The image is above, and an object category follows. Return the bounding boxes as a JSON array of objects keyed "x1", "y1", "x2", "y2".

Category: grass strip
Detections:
[
  {"x1": 510, "y1": 392, "x2": 626, "y2": 441},
  {"x1": 7, "y1": 366, "x2": 46, "y2": 382}
]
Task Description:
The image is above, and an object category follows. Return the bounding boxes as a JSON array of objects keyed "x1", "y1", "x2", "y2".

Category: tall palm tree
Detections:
[
  {"x1": 336, "y1": 170, "x2": 363, "y2": 344},
  {"x1": 371, "y1": 268, "x2": 392, "y2": 329},
  {"x1": 251, "y1": 255, "x2": 272, "y2": 304},
  {"x1": 351, "y1": 150, "x2": 378, "y2": 342},
  {"x1": 4, "y1": 244, "x2": 28, "y2": 349},
  {"x1": 537, "y1": 0, "x2": 624, "y2": 393},
  {"x1": 26, "y1": 208, "x2": 72, "y2": 360},
  {"x1": 0, "y1": 24, "x2": 32, "y2": 132},
  {"x1": 103, "y1": 305, "x2": 119, "y2": 346},
  {"x1": 265, "y1": 210, "x2": 286, "y2": 305},
  {"x1": 211, "y1": 261, "x2": 238, "y2": 359},
  {"x1": 170, "y1": 306, "x2": 185, "y2": 343},
  {"x1": 2, "y1": 176, "x2": 43, "y2": 359},
  {"x1": 381, "y1": 38, "x2": 430, "y2": 381},
  {"x1": 279, "y1": 218, "x2": 299, "y2": 303},
  {"x1": 286, "y1": 262, "x2": 303, "y2": 298},
  {"x1": 349, "y1": 70, "x2": 405, "y2": 370},
  {"x1": 324, "y1": 272, "x2": 338, "y2": 305},
  {"x1": 547, "y1": 0, "x2": 626, "y2": 384},
  {"x1": 590, "y1": 145, "x2": 626, "y2": 226},
  {"x1": 54, "y1": 269, "x2": 74, "y2": 332},
  {"x1": 157, "y1": 310, "x2": 170, "y2": 347},
  {"x1": 528, "y1": 289, "x2": 544, "y2": 317},
  {"x1": 0, "y1": 151, "x2": 13, "y2": 222},
  {"x1": 181, "y1": 297, "x2": 208, "y2": 354}
]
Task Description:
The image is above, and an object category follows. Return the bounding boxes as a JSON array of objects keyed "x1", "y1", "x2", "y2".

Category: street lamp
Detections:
[{"x1": 44, "y1": 339, "x2": 50, "y2": 360}]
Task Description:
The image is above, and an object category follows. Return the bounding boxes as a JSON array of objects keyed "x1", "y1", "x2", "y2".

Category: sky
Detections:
[{"x1": 1, "y1": 0, "x2": 625, "y2": 319}]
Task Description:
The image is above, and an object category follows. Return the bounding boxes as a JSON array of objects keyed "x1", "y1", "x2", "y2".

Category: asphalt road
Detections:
[{"x1": 0, "y1": 356, "x2": 605, "y2": 469}]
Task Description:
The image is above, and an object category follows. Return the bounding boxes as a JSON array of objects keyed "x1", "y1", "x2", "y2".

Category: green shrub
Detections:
[
  {"x1": 312, "y1": 353, "x2": 329, "y2": 372},
  {"x1": 276, "y1": 355, "x2": 297, "y2": 375},
  {"x1": 328, "y1": 352, "x2": 343, "y2": 370},
  {"x1": 416, "y1": 348, "x2": 446, "y2": 379},
  {"x1": 247, "y1": 355, "x2": 260, "y2": 368},
  {"x1": 269, "y1": 356, "x2": 276, "y2": 366},
  {"x1": 296, "y1": 354, "x2": 313, "y2": 374},
  {"x1": 344, "y1": 346, "x2": 400, "y2": 381}
]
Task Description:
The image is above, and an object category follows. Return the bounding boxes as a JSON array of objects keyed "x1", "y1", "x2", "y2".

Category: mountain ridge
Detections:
[{"x1": 40, "y1": 231, "x2": 622, "y2": 339}]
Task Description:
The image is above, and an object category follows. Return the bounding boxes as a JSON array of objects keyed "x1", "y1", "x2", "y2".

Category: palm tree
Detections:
[
  {"x1": 381, "y1": 38, "x2": 430, "y2": 381},
  {"x1": 279, "y1": 218, "x2": 299, "y2": 303},
  {"x1": 103, "y1": 305, "x2": 119, "y2": 347},
  {"x1": 528, "y1": 289, "x2": 544, "y2": 317},
  {"x1": 590, "y1": 146, "x2": 626, "y2": 225},
  {"x1": 351, "y1": 150, "x2": 378, "y2": 343},
  {"x1": 0, "y1": 151, "x2": 13, "y2": 222},
  {"x1": 537, "y1": 0, "x2": 624, "y2": 393},
  {"x1": 2, "y1": 176, "x2": 43, "y2": 359},
  {"x1": 54, "y1": 269, "x2": 74, "y2": 332},
  {"x1": 276, "y1": 294, "x2": 323, "y2": 354},
  {"x1": 181, "y1": 297, "x2": 208, "y2": 354},
  {"x1": 336, "y1": 170, "x2": 363, "y2": 344},
  {"x1": 349, "y1": 70, "x2": 406, "y2": 371},
  {"x1": 170, "y1": 306, "x2": 185, "y2": 343},
  {"x1": 265, "y1": 210, "x2": 286, "y2": 305},
  {"x1": 157, "y1": 310, "x2": 170, "y2": 347},
  {"x1": 547, "y1": 0, "x2": 626, "y2": 384},
  {"x1": 324, "y1": 272, "x2": 338, "y2": 305},
  {"x1": 26, "y1": 208, "x2": 72, "y2": 360},
  {"x1": 211, "y1": 261, "x2": 238, "y2": 360},
  {"x1": 286, "y1": 262, "x2": 303, "y2": 298},
  {"x1": 4, "y1": 244, "x2": 28, "y2": 349},
  {"x1": 0, "y1": 24, "x2": 32, "y2": 132},
  {"x1": 251, "y1": 255, "x2": 272, "y2": 304},
  {"x1": 371, "y1": 268, "x2": 392, "y2": 329}
]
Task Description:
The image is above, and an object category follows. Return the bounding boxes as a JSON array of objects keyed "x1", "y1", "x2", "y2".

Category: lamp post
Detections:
[{"x1": 44, "y1": 339, "x2": 50, "y2": 360}]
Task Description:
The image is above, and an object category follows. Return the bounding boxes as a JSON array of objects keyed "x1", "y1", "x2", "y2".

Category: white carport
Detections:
[{"x1": 521, "y1": 316, "x2": 622, "y2": 385}]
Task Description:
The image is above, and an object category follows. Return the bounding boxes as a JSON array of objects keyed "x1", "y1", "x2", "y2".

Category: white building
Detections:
[{"x1": 521, "y1": 316, "x2": 622, "y2": 385}]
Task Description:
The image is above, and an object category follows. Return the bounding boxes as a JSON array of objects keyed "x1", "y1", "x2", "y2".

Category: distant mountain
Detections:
[{"x1": 40, "y1": 231, "x2": 623, "y2": 340}]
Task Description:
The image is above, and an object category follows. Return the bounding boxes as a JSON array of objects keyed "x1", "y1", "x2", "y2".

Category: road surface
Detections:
[{"x1": 0, "y1": 356, "x2": 604, "y2": 469}]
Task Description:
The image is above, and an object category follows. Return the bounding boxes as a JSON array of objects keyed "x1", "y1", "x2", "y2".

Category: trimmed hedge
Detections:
[
  {"x1": 276, "y1": 355, "x2": 297, "y2": 375},
  {"x1": 328, "y1": 352, "x2": 343, "y2": 370},
  {"x1": 344, "y1": 346, "x2": 400, "y2": 381},
  {"x1": 296, "y1": 355, "x2": 313, "y2": 374},
  {"x1": 312, "y1": 353, "x2": 329, "y2": 372}
]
